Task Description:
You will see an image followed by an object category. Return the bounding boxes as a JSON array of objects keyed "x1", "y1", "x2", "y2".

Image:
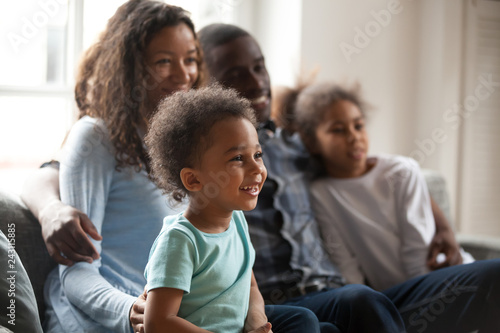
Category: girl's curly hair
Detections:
[
  {"x1": 145, "y1": 84, "x2": 256, "y2": 202},
  {"x1": 294, "y1": 82, "x2": 367, "y2": 150},
  {"x1": 74, "y1": 0, "x2": 205, "y2": 172}
]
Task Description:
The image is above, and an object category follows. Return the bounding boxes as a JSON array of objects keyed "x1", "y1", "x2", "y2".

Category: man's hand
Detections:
[
  {"x1": 130, "y1": 289, "x2": 147, "y2": 333},
  {"x1": 39, "y1": 200, "x2": 102, "y2": 265},
  {"x1": 427, "y1": 226, "x2": 463, "y2": 270},
  {"x1": 246, "y1": 322, "x2": 272, "y2": 333},
  {"x1": 427, "y1": 198, "x2": 463, "y2": 270}
]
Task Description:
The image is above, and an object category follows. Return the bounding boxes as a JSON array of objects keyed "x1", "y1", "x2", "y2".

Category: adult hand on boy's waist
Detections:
[
  {"x1": 40, "y1": 200, "x2": 102, "y2": 265},
  {"x1": 130, "y1": 289, "x2": 147, "y2": 333},
  {"x1": 246, "y1": 322, "x2": 273, "y2": 333}
]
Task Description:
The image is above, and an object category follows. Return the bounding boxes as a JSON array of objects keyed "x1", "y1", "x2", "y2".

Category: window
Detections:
[
  {"x1": 457, "y1": 0, "x2": 500, "y2": 235},
  {"x1": 0, "y1": 0, "x2": 241, "y2": 194},
  {"x1": 0, "y1": 0, "x2": 73, "y2": 194}
]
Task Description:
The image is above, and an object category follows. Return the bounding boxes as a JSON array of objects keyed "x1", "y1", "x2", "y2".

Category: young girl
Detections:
[
  {"x1": 144, "y1": 85, "x2": 271, "y2": 333},
  {"x1": 291, "y1": 82, "x2": 471, "y2": 291}
]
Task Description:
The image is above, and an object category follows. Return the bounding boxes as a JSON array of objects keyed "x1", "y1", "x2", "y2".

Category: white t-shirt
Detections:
[{"x1": 310, "y1": 154, "x2": 435, "y2": 290}]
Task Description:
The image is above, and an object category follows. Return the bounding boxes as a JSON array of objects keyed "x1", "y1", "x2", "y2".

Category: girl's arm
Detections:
[
  {"x1": 20, "y1": 162, "x2": 101, "y2": 265},
  {"x1": 145, "y1": 288, "x2": 212, "y2": 333},
  {"x1": 396, "y1": 159, "x2": 436, "y2": 279},
  {"x1": 245, "y1": 272, "x2": 272, "y2": 333}
]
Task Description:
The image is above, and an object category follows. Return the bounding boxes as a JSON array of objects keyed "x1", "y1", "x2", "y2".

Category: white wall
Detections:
[{"x1": 247, "y1": 0, "x2": 467, "y2": 227}]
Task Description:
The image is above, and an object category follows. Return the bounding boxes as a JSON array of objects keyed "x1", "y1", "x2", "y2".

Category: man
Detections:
[
  {"x1": 196, "y1": 24, "x2": 500, "y2": 332},
  {"x1": 22, "y1": 23, "x2": 500, "y2": 332}
]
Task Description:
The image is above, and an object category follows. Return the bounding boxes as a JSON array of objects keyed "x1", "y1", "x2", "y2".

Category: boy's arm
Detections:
[
  {"x1": 145, "y1": 288, "x2": 212, "y2": 333},
  {"x1": 245, "y1": 272, "x2": 272, "y2": 333},
  {"x1": 427, "y1": 198, "x2": 463, "y2": 270},
  {"x1": 20, "y1": 164, "x2": 101, "y2": 265}
]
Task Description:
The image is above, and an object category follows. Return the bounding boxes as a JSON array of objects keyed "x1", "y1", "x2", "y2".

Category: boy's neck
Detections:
[{"x1": 183, "y1": 206, "x2": 232, "y2": 234}]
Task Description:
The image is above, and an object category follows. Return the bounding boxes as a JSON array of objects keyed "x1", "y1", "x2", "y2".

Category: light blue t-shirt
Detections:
[{"x1": 145, "y1": 210, "x2": 255, "y2": 333}]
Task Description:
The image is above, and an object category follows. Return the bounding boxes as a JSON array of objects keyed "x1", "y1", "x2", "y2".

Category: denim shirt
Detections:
[{"x1": 246, "y1": 125, "x2": 343, "y2": 292}]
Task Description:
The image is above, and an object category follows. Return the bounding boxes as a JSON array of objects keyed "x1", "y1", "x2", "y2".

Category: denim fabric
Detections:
[
  {"x1": 248, "y1": 127, "x2": 343, "y2": 292},
  {"x1": 282, "y1": 260, "x2": 500, "y2": 332}
]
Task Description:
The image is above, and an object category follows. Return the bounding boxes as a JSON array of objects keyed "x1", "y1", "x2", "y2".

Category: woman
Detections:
[
  {"x1": 40, "y1": 2, "x2": 321, "y2": 332},
  {"x1": 43, "y1": 1, "x2": 204, "y2": 331}
]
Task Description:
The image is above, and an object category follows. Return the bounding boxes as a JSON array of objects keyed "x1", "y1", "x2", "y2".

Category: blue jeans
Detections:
[
  {"x1": 385, "y1": 259, "x2": 500, "y2": 333},
  {"x1": 280, "y1": 259, "x2": 500, "y2": 333},
  {"x1": 266, "y1": 305, "x2": 340, "y2": 333}
]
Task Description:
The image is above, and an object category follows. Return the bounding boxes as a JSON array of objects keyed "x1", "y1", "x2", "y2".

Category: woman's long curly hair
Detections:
[{"x1": 74, "y1": 0, "x2": 205, "y2": 172}]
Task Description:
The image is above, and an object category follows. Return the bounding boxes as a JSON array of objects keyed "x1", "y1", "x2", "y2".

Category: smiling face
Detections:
[
  {"x1": 144, "y1": 23, "x2": 199, "y2": 117},
  {"x1": 313, "y1": 100, "x2": 369, "y2": 178},
  {"x1": 188, "y1": 117, "x2": 267, "y2": 219},
  {"x1": 206, "y1": 36, "x2": 271, "y2": 123}
]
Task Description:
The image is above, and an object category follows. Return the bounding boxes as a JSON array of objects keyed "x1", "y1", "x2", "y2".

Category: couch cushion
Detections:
[{"x1": 0, "y1": 190, "x2": 56, "y2": 323}]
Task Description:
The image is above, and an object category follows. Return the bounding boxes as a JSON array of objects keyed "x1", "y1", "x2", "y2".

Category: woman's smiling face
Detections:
[{"x1": 144, "y1": 23, "x2": 199, "y2": 116}]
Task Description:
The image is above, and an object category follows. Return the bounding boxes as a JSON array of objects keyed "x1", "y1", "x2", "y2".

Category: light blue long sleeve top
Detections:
[{"x1": 44, "y1": 116, "x2": 179, "y2": 332}]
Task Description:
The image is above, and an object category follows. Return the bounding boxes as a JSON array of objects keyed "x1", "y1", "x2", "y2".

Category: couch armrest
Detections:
[
  {"x1": 457, "y1": 234, "x2": 500, "y2": 260},
  {"x1": 422, "y1": 169, "x2": 500, "y2": 261}
]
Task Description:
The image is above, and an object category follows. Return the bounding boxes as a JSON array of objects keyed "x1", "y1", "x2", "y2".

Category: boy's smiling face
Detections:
[
  {"x1": 190, "y1": 117, "x2": 267, "y2": 217},
  {"x1": 313, "y1": 100, "x2": 369, "y2": 178}
]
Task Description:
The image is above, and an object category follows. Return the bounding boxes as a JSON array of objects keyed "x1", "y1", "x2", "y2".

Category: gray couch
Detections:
[
  {"x1": 422, "y1": 169, "x2": 500, "y2": 260},
  {"x1": 0, "y1": 190, "x2": 56, "y2": 324},
  {"x1": 0, "y1": 170, "x2": 499, "y2": 322}
]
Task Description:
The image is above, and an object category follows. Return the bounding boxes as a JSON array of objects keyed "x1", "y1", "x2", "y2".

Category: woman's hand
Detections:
[
  {"x1": 130, "y1": 289, "x2": 147, "y2": 333},
  {"x1": 39, "y1": 200, "x2": 102, "y2": 265},
  {"x1": 246, "y1": 322, "x2": 273, "y2": 333}
]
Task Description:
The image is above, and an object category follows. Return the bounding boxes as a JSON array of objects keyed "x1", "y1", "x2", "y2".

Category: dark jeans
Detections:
[
  {"x1": 278, "y1": 259, "x2": 500, "y2": 333},
  {"x1": 265, "y1": 304, "x2": 340, "y2": 333}
]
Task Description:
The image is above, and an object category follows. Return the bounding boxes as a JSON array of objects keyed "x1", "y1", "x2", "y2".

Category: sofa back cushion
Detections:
[{"x1": 0, "y1": 190, "x2": 56, "y2": 323}]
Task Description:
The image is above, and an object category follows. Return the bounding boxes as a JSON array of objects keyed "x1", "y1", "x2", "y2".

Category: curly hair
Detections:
[
  {"x1": 145, "y1": 84, "x2": 256, "y2": 202},
  {"x1": 74, "y1": 0, "x2": 206, "y2": 172},
  {"x1": 291, "y1": 82, "x2": 367, "y2": 149}
]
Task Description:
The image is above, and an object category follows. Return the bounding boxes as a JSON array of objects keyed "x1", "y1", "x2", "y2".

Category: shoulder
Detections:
[
  {"x1": 374, "y1": 154, "x2": 424, "y2": 192},
  {"x1": 263, "y1": 129, "x2": 310, "y2": 174},
  {"x1": 375, "y1": 154, "x2": 420, "y2": 173},
  {"x1": 162, "y1": 214, "x2": 198, "y2": 239},
  {"x1": 67, "y1": 116, "x2": 109, "y2": 142},
  {"x1": 151, "y1": 215, "x2": 198, "y2": 253},
  {"x1": 61, "y1": 116, "x2": 114, "y2": 167},
  {"x1": 265, "y1": 128, "x2": 306, "y2": 153}
]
